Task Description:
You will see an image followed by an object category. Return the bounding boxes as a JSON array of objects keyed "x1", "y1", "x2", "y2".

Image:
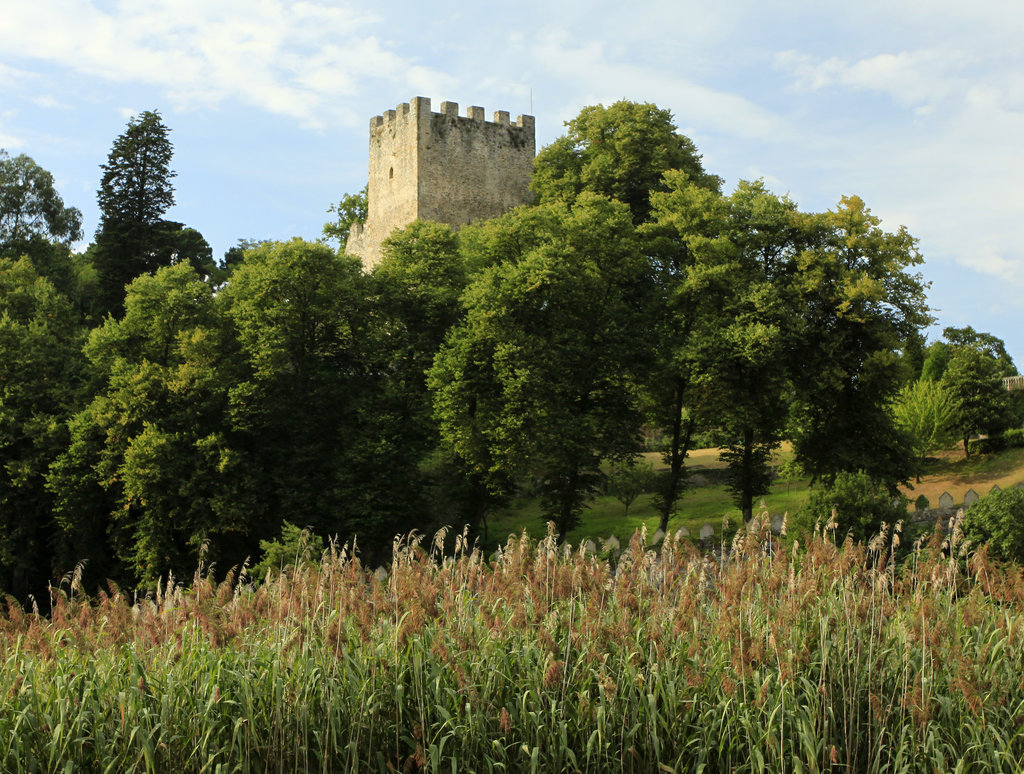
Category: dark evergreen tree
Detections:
[
  {"x1": 97, "y1": 111, "x2": 175, "y2": 226},
  {"x1": 91, "y1": 110, "x2": 212, "y2": 316}
]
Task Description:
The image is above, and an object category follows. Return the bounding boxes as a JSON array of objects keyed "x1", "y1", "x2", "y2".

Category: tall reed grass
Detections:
[{"x1": 1, "y1": 516, "x2": 1023, "y2": 772}]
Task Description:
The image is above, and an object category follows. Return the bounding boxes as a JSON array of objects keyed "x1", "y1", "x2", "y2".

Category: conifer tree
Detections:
[
  {"x1": 97, "y1": 111, "x2": 175, "y2": 227},
  {"x1": 91, "y1": 111, "x2": 212, "y2": 316}
]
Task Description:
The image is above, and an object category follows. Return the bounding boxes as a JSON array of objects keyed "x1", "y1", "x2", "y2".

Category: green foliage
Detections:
[
  {"x1": 788, "y1": 196, "x2": 928, "y2": 488},
  {"x1": 892, "y1": 378, "x2": 958, "y2": 471},
  {"x1": 48, "y1": 262, "x2": 238, "y2": 587},
  {"x1": 942, "y1": 325, "x2": 1017, "y2": 377},
  {"x1": 0, "y1": 257, "x2": 86, "y2": 598},
  {"x1": 967, "y1": 429, "x2": 1024, "y2": 456},
  {"x1": 430, "y1": 195, "x2": 648, "y2": 539},
  {"x1": 322, "y1": 185, "x2": 367, "y2": 249},
  {"x1": 604, "y1": 459, "x2": 656, "y2": 516},
  {"x1": 798, "y1": 470, "x2": 907, "y2": 543},
  {"x1": 943, "y1": 345, "x2": 1012, "y2": 456},
  {"x1": 252, "y1": 521, "x2": 325, "y2": 579},
  {"x1": 97, "y1": 110, "x2": 175, "y2": 226},
  {"x1": 532, "y1": 100, "x2": 721, "y2": 223},
  {"x1": 0, "y1": 149, "x2": 83, "y2": 247},
  {"x1": 920, "y1": 340, "x2": 950, "y2": 381},
  {"x1": 225, "y1": 238, "x2": 426, "y2": 563},
  {"x1": 90, "y1": 112, "x2": 219, "y2": 316},
  {"x1": 962, "y1": 487, "x2": 1024, "y2": 563}
]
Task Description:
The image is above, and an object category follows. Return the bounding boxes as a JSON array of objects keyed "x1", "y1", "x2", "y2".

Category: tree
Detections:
[
  {"x1": 605, "y1": 460, "x2": 656, "y2": 517},
  {"x1": 91, "y1": 110, "x2": 213, "y2": 316},
  {"x1": 532, "y1": 100, "x2": 722, "y2": 224},
  {"x1": 0, "y1": 258, "x2": 86, "y2": 599},
  {"x1": 942, "y1": 346, "x2": 1012, "y2": 457},
  {"x1": 323, "y1": 186, "x2": 367, "y2": 250},
  {"x1": 429, "y1": 195, "x2": 648, "y2": 540},
  {"x1": 1, "y1": 149, "x2": 83, "y2": 248},
  {"x1": 942, "y1": 326, "x2": 1017, "y2": 377},
  {"x1": 47, "y1": 263, "x2": 240, "y2": 587},
  {"x1": 224, "y1": 239, "x2": 426, "y2": 561},
  {"x1": 97, "y1": 111, "x2": 175, "y2": 227},
  {"x1": 0, "y1": 150, "x2": 92, "y2": 304},
  {"x1": 370, "y1": 220, "x2": 466, "y2": 451},
  {"x1": 648, "y1": 176, "x2": 806, "y2": 523},
  {"x1": 892, "y1": 378, "x2": 958, "y2": 476},
  {"x1": 641, "y1": 175, "x2": 731, "y2": 530},
  {"x1": 787, "y1": 196, "x2": 930, "y2": 489}
]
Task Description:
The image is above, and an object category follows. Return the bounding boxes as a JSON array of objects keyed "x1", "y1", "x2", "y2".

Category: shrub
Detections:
[
  {"x1": 914, "y1": 494, "x2": 930, "y2": 512},
  {"x1": 252, "y1": 521, "x2": 325, "y2": 580},
  {"x1": 797, "y1": 471, "x2": 907, "y2": 543},
  {"x1": 962, "y1": 488, "x2": 1024, "y2": 563},
  {"x1": 967, "y1": 435, "x2": 1007, "y2": 455},
  {"x1": 967, "y1": 428, "x2": 1024, "y2": 455},
  {"x1": 1003, "y1": 427, "x2": 1024, "y2": 447},
  {"x1": 604, "y1": 459, "x2": 657, "y2": 517}
]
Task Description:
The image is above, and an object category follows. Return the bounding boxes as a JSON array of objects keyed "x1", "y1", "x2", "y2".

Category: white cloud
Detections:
[
  {"x1": 31, "y1": 95, "x2": 61, "y2": 108},
  {"x1": 531, "y1": 30, "x2": 786, "y2": 142},
  {"x1": 0, "y1": 0, "x2": 444, "y2": 129},
  {"x1": 0, "y1": 62, "x2": 36, "y2": 90},
  {"x1": 774, "y1": 49, "x2": 969, "y2": 110}
]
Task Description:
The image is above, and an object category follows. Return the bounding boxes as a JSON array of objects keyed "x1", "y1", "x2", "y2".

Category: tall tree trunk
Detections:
[
  {"x1": 741, "y1": 427, "x2": 754, "y2": 523},
  {"x1": 658, "y1": 378, "x2": 695, "y2": 534}
]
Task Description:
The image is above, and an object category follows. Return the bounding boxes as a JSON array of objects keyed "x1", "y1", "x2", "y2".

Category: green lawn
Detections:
[
  {"x1": 482, "y1": 446, "x2": 813, "y2": 551},
  {"x1": 481, "y1": 443, "x2": 1024, "y2": 552}
]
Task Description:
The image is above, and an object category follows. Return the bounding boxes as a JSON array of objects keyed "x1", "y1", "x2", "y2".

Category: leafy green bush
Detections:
[
  {"x1": 797, "y1": 471, "x2": 907, "y2": 543},
  {"x1": 1004, "y1": 427, "x2": 1024, "y2": 447},
  {"x1": 963, "y1": 488, "x2": 1024, "y2": 563},
  {"x1": 967, "y1": 428, "x2": 1024, "y2": 455},
  {"x1": 252, "y1": 521, "x2": 325, "y2": 580},
  {"x1": 967, "y1": 435, "x2": 1007, "y2": 455}
]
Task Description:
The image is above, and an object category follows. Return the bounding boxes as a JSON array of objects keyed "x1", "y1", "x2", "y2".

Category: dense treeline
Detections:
[{"x1": 0, "y1": 103, "x2": 1019, "y2": 601}]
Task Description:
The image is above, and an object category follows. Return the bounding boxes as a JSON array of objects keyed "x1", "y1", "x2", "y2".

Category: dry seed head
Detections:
[{"x1": 825, "y1": 509, "x2": 838, "y2": 535}]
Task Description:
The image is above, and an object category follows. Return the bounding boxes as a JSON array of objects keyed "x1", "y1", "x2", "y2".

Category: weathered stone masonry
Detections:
[{"x1": 347, "y1": 97, "x2": 536, "y2": 267}]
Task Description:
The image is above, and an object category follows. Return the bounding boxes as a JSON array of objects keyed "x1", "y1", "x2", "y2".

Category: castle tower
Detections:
[{"x1": 347, "y1": 97, "x2": 536, "y2": 267}]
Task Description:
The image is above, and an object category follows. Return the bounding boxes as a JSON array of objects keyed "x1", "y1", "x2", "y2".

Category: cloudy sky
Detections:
[{"x1": 1, "y1": 0, "x2": 1021, "y2": 363}]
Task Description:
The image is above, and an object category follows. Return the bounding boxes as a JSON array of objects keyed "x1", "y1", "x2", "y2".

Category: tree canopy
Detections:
[
  {"x1": 97, "y1": 111, "x2": 175, "y2": 228},
  {"x1": 1, "y1": 150, "x2": 83, "y2": 248},
  {"x1": 532, "y1": 100, "x2": 721, "y2": 224}
]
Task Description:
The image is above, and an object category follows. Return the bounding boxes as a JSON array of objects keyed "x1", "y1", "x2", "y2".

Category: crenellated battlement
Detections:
[
  {"x1": 347, "y1": 96, "x2": 536, "y2": 268},
  {"x1": 368, "y1": 97, "x2": 534, "y2": 133}
]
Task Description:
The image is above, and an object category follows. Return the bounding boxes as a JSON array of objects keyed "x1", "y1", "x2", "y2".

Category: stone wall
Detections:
[{"x1": 347, "y1": 97, "x2": 535, "y2": 267}]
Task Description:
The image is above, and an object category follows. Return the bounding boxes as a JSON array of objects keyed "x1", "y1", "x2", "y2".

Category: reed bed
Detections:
[{"x1": 2, "y1": 517, "x2": 1023, "y2": 773}]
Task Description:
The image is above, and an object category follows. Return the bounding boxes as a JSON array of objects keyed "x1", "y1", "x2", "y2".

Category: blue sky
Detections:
[{"x1": 1, "y1": 0, "x2": 1022, "y2": 365}]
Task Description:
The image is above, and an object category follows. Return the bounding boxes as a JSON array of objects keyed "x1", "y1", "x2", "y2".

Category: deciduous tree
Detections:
[
  {"x1": 1, "y1": 149, "x2": 82, "y2": 247},
  {"x1": 0, "y1": 258, "x2": 85, "y2": 598},
  {"x1": 532, "y1": 100, "x2": 721, "y2": 224},
  {"x1": 943, "y1": 346, "x2": 1012, "y2": 457},
  {"x1": 788, "y1": 196, "x2": 929, "y2": 489},
  {"x1": 892, "y1": 378, "x2": 958, "y2": 475},
  {"x1": 430, "y1": 195, "x2": 647, "y2": 539}
]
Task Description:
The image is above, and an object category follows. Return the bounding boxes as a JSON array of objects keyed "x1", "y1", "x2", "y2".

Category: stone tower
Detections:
[{"x1": 347, "y1": 97, "x2": 536, "y2": 267}]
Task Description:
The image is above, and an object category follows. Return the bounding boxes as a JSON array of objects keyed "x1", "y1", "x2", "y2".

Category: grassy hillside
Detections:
[{"x1": 484, "y1": 445, "x2": 1024, "y2": 551}]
